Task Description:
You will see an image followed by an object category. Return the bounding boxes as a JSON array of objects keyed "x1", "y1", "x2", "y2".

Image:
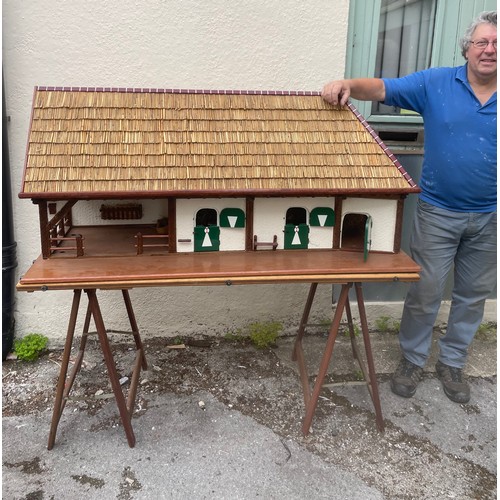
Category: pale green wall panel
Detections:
[
  {"x1": 345, "y1": 0, "x2": 381, "y2": 118},
  {"x1": 347, "y1": 0, "x2": 497, "y2": 122},
  {"x1": 433, "y1": 0, "x2": 497, "y2": 67}
]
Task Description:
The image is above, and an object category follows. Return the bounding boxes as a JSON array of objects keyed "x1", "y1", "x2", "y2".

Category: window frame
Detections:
[{"x1": 345, "y1": 0, "x2": 497, "y2": 127}]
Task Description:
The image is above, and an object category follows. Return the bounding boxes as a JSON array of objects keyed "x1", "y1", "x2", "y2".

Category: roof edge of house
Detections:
[
  {"x1": 19, "y1": 187, "x2": 421, "y2": 201},
  {"x1": 35, "y1": 86, "x2": 322, "y2": 97}
]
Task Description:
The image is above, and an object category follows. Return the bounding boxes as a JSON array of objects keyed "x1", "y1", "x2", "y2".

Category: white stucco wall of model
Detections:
[
  {"x1": 341, "y1": 198, "x2": 398, "y2": 253},
  {"x1": 253, "y1": 197, "x2": 336, "y2": 250},
  {"x1": 176, "y1": 199, "x2": 248, "y2": 252},
  {"x1": 4, "y1": 0, "x2": 357, "y2": 344}
]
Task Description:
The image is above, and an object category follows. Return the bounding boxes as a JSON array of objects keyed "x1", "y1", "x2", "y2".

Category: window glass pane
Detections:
[{"x1": 372, "y1": 0, "x2": 437, "y2": 115}]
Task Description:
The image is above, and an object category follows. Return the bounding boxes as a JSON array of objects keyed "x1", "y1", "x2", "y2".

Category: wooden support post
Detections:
[
  {"x1": 300, "y1": 284, "x2": 351, "y2": 436},
  {"x1": 135, "y1": 233, "x2": 144, "y2": 255},
  {"x1": 86, "y1": 289, "x2": 136, "y2": 448},
  {"x1": 48, "y1": 289, "x2": 82, "y2": 450}
]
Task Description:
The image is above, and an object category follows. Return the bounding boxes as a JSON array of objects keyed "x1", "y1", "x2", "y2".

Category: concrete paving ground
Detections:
[{"x1": 2, "y1": 323, "x2": 496, "y2": 499}]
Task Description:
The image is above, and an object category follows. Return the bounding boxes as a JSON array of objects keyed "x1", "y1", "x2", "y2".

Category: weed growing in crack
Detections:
[
  {"x1": 475, "y1": 322, "x2": 497, "y2": 342},
  {"x1": 374, "y1": 316, "x2": 400, "y2": 334},
  {"x1": 248, "y1": 321, "x2": 283, "y2": 349},
  {"x1": 14, "y1": 334, "x2": 49, "y2": 362}
]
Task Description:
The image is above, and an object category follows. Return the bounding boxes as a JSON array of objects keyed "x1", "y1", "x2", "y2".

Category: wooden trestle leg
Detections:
[
  {"x1": 353, "y1": 282, "x2": 384, "y2": 432},
  {"x1": 48, "y1": 289, "x2": 82, "y2": 450},
  {"x1": 47, "y1": 289, "x2": 146, "y2": 450},
  {"x1": 293, "y1": 282, "x2": 384, "y2": 436}
]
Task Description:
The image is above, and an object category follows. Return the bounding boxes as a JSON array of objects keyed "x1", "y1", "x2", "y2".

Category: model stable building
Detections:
[{"x1": 19, "y1": 87, "x2": 420, "y2": 260}]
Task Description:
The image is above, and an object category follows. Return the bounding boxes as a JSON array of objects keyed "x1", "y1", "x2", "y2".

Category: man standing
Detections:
[{"x1": 322, "y1": 11, "x2": 497, "y2": 403}]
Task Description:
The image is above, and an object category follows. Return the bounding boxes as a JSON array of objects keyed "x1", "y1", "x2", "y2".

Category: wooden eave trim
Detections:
[{"x1": 19, "y1": 187, "x2": 421, "y2": 201}]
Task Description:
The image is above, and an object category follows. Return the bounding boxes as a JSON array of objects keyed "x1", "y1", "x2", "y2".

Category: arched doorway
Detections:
[{"x1": 284, "y1": 207, "x2": 309, "y2": 249}]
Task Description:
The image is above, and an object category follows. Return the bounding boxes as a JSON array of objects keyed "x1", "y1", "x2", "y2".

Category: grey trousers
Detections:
[{"x1": 399, "y1": 199, "x2": 497, "y2": 368}]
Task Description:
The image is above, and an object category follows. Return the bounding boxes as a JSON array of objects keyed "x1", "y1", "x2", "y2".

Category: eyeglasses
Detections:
[{"x1": 470, "y1": 39, "x2": 497, "y2": 49}]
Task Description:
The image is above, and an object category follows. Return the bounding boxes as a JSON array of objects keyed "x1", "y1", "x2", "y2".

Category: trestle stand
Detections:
[
  {"x1": 47, "y1": 289, "x2": 146, "y2": 450},
  {"x1": 292, "y1": 282, "x2": 385, "y2": 436}
]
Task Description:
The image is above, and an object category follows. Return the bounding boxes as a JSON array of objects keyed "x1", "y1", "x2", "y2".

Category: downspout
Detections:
[{"x1": 2, "y1": 73, "x2": 17, "y2": 360}]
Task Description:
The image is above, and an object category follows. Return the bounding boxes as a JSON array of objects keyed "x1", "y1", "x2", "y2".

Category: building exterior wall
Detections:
[
  {"x1": 176, "y1": 198, "x2": 248, "y2": 252},
  {"x1": 4, "y1": 0, "x2": 352, "y2": 343},
  {"x1": 341, "y1": 197, "x2": 398, "y2": 253},
  {"x1": 6, "y1": 1, "x2": 493, "y2": 344},
  {"x1": 253, "y1": 197, "x2": 335, "y2": 250},
  {"x1": 71, "y1": 200, "x2": 166, "y2": 227}
]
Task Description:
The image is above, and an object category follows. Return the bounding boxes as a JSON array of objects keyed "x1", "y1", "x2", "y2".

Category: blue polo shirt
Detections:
[{"x1": 383, "y1": 64, "x2": 497, "y2": 212}]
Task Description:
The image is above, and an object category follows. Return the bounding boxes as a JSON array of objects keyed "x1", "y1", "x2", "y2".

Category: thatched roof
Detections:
[{"x1": 20, "y1": 87, "x2": 419, "y2": 200}]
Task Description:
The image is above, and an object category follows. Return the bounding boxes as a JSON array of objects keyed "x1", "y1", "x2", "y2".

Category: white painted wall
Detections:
[
  {"x1": 341, "y1": 198, "x2": 398, "y2": 252},
  {"x1": 176, "y1": 198, "x2": 247, "y2": 252},
  {"x1": 253, "y1": 197, "x2": 335, "y2": 249},
  {"x1": 71, "y1": 199, "x2": 167, "y2": 226},
  {"x1": 3, "y1": 0, "x2": 372, "y2": 345},
  {"x1": 5, "y1": 2, "x2": 496, "y2": 345}
]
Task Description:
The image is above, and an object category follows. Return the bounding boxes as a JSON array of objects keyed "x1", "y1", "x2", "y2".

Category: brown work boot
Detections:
[
  {"x1": 435, "y1": 360, "x2": 470, "y2": 403},
  {"x1": 390, "y1": 357, "x2": 423, "y2": 398}
]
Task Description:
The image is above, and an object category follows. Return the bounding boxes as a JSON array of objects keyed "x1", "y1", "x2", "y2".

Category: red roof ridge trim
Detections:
[
  {"x1": 35, "y1": 86, "x2": 322, "y2": 96},
  {"x1": 346, "y1": 101, "x2": 418, "y2": 189}
]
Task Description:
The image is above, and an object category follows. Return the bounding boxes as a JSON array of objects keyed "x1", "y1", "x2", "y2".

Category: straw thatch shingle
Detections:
[{"x1": 20, "y1": 87, "x2": 419, "y2": 199}]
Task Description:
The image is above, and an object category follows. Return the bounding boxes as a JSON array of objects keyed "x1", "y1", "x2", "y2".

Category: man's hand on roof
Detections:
[
  {"x1": 322, "y1": 78, "x2": 386, "y2": 105},
  {"x1": 321, "y1": 80, "x2": 351, "y2": 106}
]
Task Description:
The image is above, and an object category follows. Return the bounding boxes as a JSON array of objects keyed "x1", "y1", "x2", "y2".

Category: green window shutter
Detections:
[
  {"x1": 364, "y1": 216, "x2": 373, "y2": 262},
  {"x1": 310, "y1": 207, "x2": 335, "y2": 227},
  {"x1": 220, "y1": 208, "x2": 245, "y2": 228}
]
